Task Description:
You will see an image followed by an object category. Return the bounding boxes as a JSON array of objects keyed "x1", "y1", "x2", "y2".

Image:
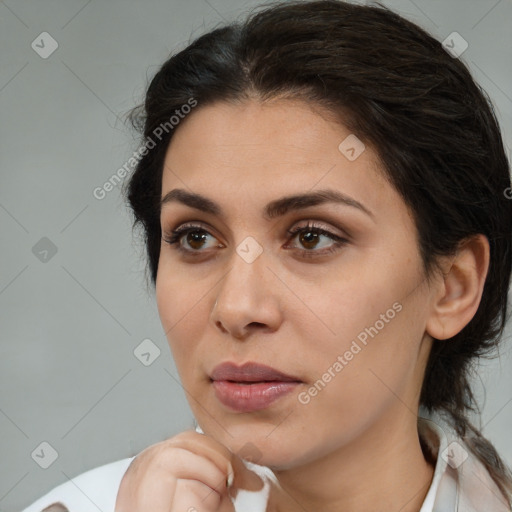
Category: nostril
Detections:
[
  {"x1": 248, "y1": 322, "x2": 266, "y2": 328},
  {"x1": 215, "y1": 320, "x2": 228, "y2": 333}
]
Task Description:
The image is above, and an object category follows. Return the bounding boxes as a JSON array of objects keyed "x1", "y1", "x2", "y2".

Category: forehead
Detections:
[
  {"x1": 160, "y1": 99, "x2": 400, "y2": 222},
  {"x1": 165, "y1": 98, "x2": 365, "y2": 168}
]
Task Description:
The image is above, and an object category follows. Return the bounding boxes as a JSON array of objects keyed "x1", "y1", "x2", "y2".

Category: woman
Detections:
[{"x1": 23, "y1": 0, "x2": 512, "y2": 511}]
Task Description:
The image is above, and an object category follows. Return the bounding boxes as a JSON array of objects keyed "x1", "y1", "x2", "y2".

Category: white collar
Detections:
[
  {"x1": 418, "y1": 409, "x2": 456, "y2": 512},
  {"x1": 418, "y1": 407, "x2": 510, "y2": 512}
]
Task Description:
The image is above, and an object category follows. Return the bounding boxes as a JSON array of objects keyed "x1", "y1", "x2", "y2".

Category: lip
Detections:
[
  {"x1": 210, "y1": 361, "x2": 301, "y2": 382},
  {"x1": 210, "y1": 361, "x2": 302, "y2": 412},
  {"x1": 212, "y1": 381, "x2": 300, "y2": 412}
]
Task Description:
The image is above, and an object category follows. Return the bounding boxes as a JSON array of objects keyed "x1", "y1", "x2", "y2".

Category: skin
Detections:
[{"x1": 152, "y1": 97, "x2": 489, "y2": 512}]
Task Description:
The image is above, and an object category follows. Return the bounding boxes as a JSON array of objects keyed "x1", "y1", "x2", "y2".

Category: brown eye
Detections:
[
  {"x1": 162, "y1": 224, "x2": 222, "y2": 255},
  {"x1": 286, "y1": 222, "x2": 349, "y2": 258},
  {"x1": 298, "y1": 230, "x2": 322, "y2": 250},
  {"x1": 184, "y1": 229, "x2": 209, "y2": 250}
]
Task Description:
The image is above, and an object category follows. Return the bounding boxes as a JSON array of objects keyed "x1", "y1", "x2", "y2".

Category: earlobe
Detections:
[{"x1": 425, "y1": 234, "x2": 490, "y2": 341}]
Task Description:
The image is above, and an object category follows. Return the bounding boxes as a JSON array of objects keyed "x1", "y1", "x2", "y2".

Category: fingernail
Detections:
[{"x1": 226, "y1": 462, "x2": 234, "y2": 488}]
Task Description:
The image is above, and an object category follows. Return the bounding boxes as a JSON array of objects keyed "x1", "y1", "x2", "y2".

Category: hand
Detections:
[{"x1": 115, "y1": 430, "x2": 265, "y2": 512}]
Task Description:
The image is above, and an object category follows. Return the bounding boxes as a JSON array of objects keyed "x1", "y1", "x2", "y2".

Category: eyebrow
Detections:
[{"x1": 160, "y1": 188, "x2": 375, "y2": 221}]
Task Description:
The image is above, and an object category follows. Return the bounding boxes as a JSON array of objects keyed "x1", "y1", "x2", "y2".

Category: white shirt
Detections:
[{"x1": 22, "y1": 408, "x2": 511, "y2": 512}]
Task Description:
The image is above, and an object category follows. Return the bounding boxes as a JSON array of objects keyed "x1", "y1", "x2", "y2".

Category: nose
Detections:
[{"x1": 210, "y1": 245, "x2": 283, "y2": 340}]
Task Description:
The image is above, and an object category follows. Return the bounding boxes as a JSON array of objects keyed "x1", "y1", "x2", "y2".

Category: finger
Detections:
[
  {"x1": 116, "y1": 463, "x2": 177, "y2": 512},
  {"x1": 128, "y1": 447, "x2": 229, "y2": 493},
  {"x1": 170, "y1": 431, "x2": 265, "y2": 495},
  {"x1": 170, "y1": 478, "x2": 221, "y2": 512},
  {"x1": 168, "y1": 431, "x2": 265, "y2": 494},
  {"x1": 165, "y1": 431, "x2": 236, "y2": 486},
  {"x1": 116, "y1": 449, "x2": 227, "y2": 511},
  {"x1": 167, "y1": 448, "x2": 232, "y2": 496}
]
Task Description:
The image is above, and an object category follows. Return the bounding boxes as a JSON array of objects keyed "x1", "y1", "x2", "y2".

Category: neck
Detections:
[{"x1": 266, "y1": 407, "x2": 435, "y2": 512}]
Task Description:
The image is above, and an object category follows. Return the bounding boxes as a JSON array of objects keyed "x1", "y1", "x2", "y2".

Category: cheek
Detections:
[
  {"x1": 156, "y1": 253, "x2": 199, "y2": 328},
  {"x1": 296, "y1": 268, "x2": 391, "y2": 359},
  {"x1": 155, "y1": 266, "x2": 206, "y2": 368},
  {"x1": 290, "y1": 314, "x2": 417, "y2": 461},
  {"x1": 297, "y1": 267, "x2": 421, "y2": 409}
]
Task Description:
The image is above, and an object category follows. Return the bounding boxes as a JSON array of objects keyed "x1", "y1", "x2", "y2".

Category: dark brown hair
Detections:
[{"x1": 123, "y1": 0, "x2": 512, "y2": 504}]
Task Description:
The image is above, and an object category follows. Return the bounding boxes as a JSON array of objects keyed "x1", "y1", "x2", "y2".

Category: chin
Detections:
[{"x1": 225, "y1": 427, "x2": 303, "y2": 469}]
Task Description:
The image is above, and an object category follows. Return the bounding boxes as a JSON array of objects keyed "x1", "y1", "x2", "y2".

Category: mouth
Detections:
[
  {"x1": 210, "y1": 360, "x2": 302, "y2": 383},
  {"x1": 210, "y1": 361, "x2": 303, "y2": 412},
  {"x1": 209, "y1": 361, "x2": 302, "y2": 412},
  {"x1": 211, "y1": 380, "x2": 301, "y2": 412},
  {"x1": 217, "y1": 380, "x2": 293, "y2": 384}
]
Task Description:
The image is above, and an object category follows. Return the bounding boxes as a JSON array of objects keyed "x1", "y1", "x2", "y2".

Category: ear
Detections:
[{"x1": 425, "y1": 234, "x2": 490, "y2": 341}]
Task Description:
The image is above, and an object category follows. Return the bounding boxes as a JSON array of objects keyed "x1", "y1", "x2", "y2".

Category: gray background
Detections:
[{"x1": 1, "y1": 0, "x2": 511, "y2": 510}]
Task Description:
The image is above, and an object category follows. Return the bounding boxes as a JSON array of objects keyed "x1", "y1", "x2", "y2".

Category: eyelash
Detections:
[{"x1": 162, "y1": 221, "x2": 349, "y2": 259}]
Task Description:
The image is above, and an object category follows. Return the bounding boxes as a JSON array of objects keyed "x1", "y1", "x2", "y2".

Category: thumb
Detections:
[{"x1": 192, "y1": 423, "x2": 266, "y2": 500}]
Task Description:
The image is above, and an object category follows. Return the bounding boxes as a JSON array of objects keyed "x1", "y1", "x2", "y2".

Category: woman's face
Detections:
[{"x1": 156, "y1": 98, "x2": 436, "y2": 470}]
